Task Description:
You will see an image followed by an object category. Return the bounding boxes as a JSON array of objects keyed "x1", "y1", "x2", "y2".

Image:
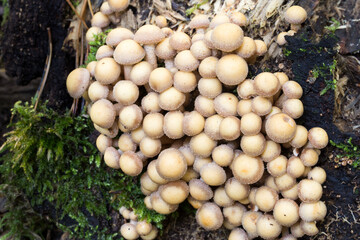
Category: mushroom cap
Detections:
[
  {"x1": 66, "y1": 68, "x2": 90, "y2": 99},
  {"x1": 141, "y1": 227, "x2": 158, "y2": 240},
  {"x1": 119, "y1": 104, "x2": 143, "y2": 131},
  {"x1": 251, "y1": 96, "x2": 272, "y2": 116},
  {"x1": 189, "y1": 179, "x2": 213, "y2": 201},
  {"x1": 214, "y1": 186, "x2": 234, "y2": 207},
  {"x1": 163, "y1": 111, "x2": 185, "y2": 139},
  {"x1": 190, "y1": 40, "x2": 211, "y2": 60},
  {"x1": 287, "y1": 156, "x2": 305, "y2": 178},
  {"x1": 254, "y1": 72, "x2": 280, "y2": 97},
  {"x1": 198, "y1": 78, "x2": 222, "y2": 99},
  {"x1": 283, "y1": 99, "x2": 304, "y2": 119},
  {"x1": 189, "y1": 14, "x2": 210, "y2": 29},
  {"x1": 156, "y1": 148, "x2": 187, "y2": 181},
  {"x1": 155, "y1": 38, "x2": 176, "y2": 60},
  {"x1": 149, "y1": 67, "x2": 173, "y2": 93},
  {"x1": 216, "y1": 54, "x2": 248, "y2": 85},
  {"x1": 96, "y1": 45, "x2": 114, "y2": 60},
  {"x1": 198, "y1": 56, "x2": 218, "y2": 78},
  {"x1": 255, "y1": 186, "x2": 279, "y2": 212},
  {"x1": 240, "y1": 133, "x2": 266, "y2": 157},
  {"x1": 108, "y1": 0, "x2": 129, "y2": 12},
  {"x1": 88, "y1": 81, "x2": 109, "y2": 102},
  {"x1": 147, "y1": 160, "x2": 168, "y2": 184},
  {"x1": 139, "y1": 137, "x2": 161, "y2": 158},
  {"x1": 159, "y1": 180, "x2": 189, "y2": 204},
  {"x1": 183, "y1": 111, "x2": 205, "y2": 136},
  {"x1": 236, "y1": 37, "x2": 256, "y2": 59},
  {"x1": 155, "y1": 15, "x2": 167, "y2": 28},
  {"x1": 200, "y1": 162, "x2": 227, "y2": 186},
  {"x1": 86, "y1": 61, "x2": 97, "y2": 77},
  {"x1": 275, "y1": 173, "x2": 296, "y2": 191},
  {"x1": 223, "y1": 203, "x2": 247, "y2": 226},
  {"x1": 237, "y1": 79, "x2": 256, "y2": 99},
  {"x1": 273, "y1": 199, "x2": 299, "y2": 226},
  {"x1": 232, "y1": 154, "x2": 264, "y2": 184},
  {"x1": 300, "y1": 221, "x2": 319, "y2": 236},
  {"x1": 169, "y1": 32, "x2": 191, "y2": 51},
  {"x1": 299, "y1": 201, "x2": 327, "y2": 222},
  {"x1": 113, "y1": 80, "x2": 139, "y2": 105},
  {"x1": 194, "y1": 95, "x2": 216, "y2": 118},
  {"x1": 242, "y1": 211, "x2": 263, "y2": 238},
  {"x1": 211, "y1": 23, "x2": 244, "y2": 52},
  {"x1": 204, "y1": 114, "x2": 223, "y2": 140},
  {"x1": 140, "y1": 172, "x2": 159, "y2": 193},
  {"x1": 307, "y1": 167, "x2": 327, "y2": 184},
  {"x1": 214, "y1": 93, "x2": 238, "y2": 117},
  {"x1": 134, "y1": 24, "x2": 165, "y2": 45},
  {"x1": 181, "y1": 167, "x2": 199, "y2": 182},
  {"x1": 193, "y1": 157, "x2": 212, "y2": 173},
  {"x1": 285, "y1": 6, "x2": 307, "y2": 25},
  {"x1": 282, "y1": 80, "x2": 303, "y2": 99},
  {"x1": 100, "y1": 1, "x2": 113, "y2": 15},
  {"x1": 106, "y1": 27, "x2": 134, "y2": 47},
  {"x1": 212, "y1": 144, "x2": 234, "y2": 167},
  {"x1": 90, "y1": 99, "x2": 116, "y2": 129},
  {"x1": 308, "y1": 127, "x2": 328, "y2": 149},
  {"x1": 86, "y1": 26, "x2": 102, "y2": 43},
  {"x1": 174, "y1": 50, "x2": 199, "y2": 72},
  {"x1": 136, "y1": 221, "x2": 153, "y2": 236},
  {"x1": 113, "y1": 39, "x2": 145, "y2": 65},
  {"x1": 267, "y1": 155, "x2": 288, "y2": 177},
  {"x1": 298, "y1": 179, "x2": 323, "y2": 202},
  {"x1": 173, "y1": 71, "x2": 197, "y2": 93},
  {"x1": 260, "y1": 140, "x2": 281, "y2": 162},
  {"x1": 291, "y1": 222, "x2": 305, "y2": 238},
  {"x1": 94, "y1": 122, "x2": 119, "y2": 138},
  {"x1": 300, "y1": 148, "x2": 319, "y2": 167},
  {"x1": 130, "y1": 61, "x2": 153, "y2": 86},
  {"x1": 190, "y1": 132, "x2": 217, "y2": 158},
  {"x1": 196, "y1": 202, "x2": 224, "y2": 230},
  {"x1": 96, "y1": 134, "x2": 113, "y2": 154},
  {"x1": 237, "y1": 99, "x2": 252, "y2": 116},
  {"x1": 219, "y1": 116, "x2": 241, "y2": 141},
  {"x1": 150, "y1": 191, "x2": 178, "y2": 214},
  {"x1": 142, "y1": 112, "x2": 164, "y2": 139},
  {"x1": 210, "y1": 14, "x2": 230, "y2": 29},
  {"x1": 274, "y1": 72, "x2": 289, "y2": 86},
  {"x1": 141, "y1": 92, "x2": 161, "y2": 113},
  {"x1": 94, "y1": 57, "x2": 121, "y2": 85},
  {"x1": 256, "y1": 214, "x2": 282, "y2": 239},
  {"x1": 159, "y1": 87, "x2": 186, "y2": 111},
  {"x1": 228, "y1": 228, "x2": 249, "y2": 240},
  {"x1": 118, "y1": 133, "x2": 137, "y2": 152},
  {"x1": 230, "y1": 12, "x2": 247, "y2": 26},
  {"x1": 265, "y1": 113, "x2": 296, "y2": 143},
  {"x1": 120, "y1": 223, "x2": 139, "y2": 240},
  {"x1": 225, "y1": 177, "x2": 250, "y2": 201},
  {"x1": 289, "y1": 125, "x2": 308, "y2": 148},
  {"x1": 91, "y1": 12, "x2": 110, "y2": 28},
  {"x1": 104, "y1": 147, "x2": 120, "y2": 169},
  {"x1": 119, "y1": 151, "x2": 143, "y2": 176}
]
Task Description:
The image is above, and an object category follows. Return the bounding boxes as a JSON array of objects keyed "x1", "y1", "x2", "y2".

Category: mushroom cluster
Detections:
[{"x1": 66, "y1": 2, "x2": 328, "y2": 240}]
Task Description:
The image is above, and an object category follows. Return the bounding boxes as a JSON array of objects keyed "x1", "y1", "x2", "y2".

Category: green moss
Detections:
[
  {"x1": 330, "y1": 137, "x2": 360, "y2": 168},
  {"x1": 1, "y1": 0, "x2": 9, "y2": 27},
  {"x1": 186, "y1": 0, "x2": 208, "y2": 16},
  {"x1": 325, "y1": 18, "x2": 340, "y2": 34},
  {"x1": 85, "y1": 31, "x2": 112, "y2": 65}
]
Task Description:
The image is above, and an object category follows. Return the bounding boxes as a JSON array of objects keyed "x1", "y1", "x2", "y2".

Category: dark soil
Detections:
[{"x1": 1, "y1": 0, "x2": 360, "y2": 239}]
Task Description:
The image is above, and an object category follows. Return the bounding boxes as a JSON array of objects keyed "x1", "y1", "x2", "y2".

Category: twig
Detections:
[
  {"x1": 65, "y1": 0, "x2": 89, "y2": 30},
  {"x1": 87, "y1": 0, "x2": 94, "y2": 17},
  {"x1": 34, "y1": 28, "x2": 52, "y2": 111}
]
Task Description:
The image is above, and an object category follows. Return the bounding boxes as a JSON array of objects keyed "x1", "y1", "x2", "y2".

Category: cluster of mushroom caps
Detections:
[
  {"x1": 66, "y1": 3, "x2": 328, "y2": 240},
  {"x1": 119, "y1": 206, "x2": 157, "y2": 240}
]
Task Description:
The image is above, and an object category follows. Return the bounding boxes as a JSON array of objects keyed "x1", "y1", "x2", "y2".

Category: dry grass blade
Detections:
[
  {"x1": 88, "y1": 0, "x2": 94, "y2": 17},
  {"x1": 65, "y1": 0, "x2": 89, "y2": 30}
]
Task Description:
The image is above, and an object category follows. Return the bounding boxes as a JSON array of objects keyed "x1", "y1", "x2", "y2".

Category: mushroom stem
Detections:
[
  {"x1": 290, "y1": 24, "x2": 301, "y2": 32},
  {"x1": 164, "y1": 59, "x2": 175, "y2": 69},
  {"x1": 144, "y1": 45, "x2": 157, "y2": 69},
  {"x1": 123, "y1": 65, "x2": 133, "y2": 80}
]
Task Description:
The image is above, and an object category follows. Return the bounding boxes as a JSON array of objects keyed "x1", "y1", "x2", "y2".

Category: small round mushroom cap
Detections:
[
  {"x1": 204, "y1": 114, "x2": 223, "y2": 140},
  {"x1": 210, "y1": 14, "x2": 230, "y2": 29},
  {"x1": 90, "y1": 99, "x2": 116, "y2": 129},
  {"x1": 212, "y1": 144, "x2": 234, "y2": 167},
  {"x1": 183, "y1": 111, "x2": 205, "y2": 137},
  {"x1": 254, "y1": 72, "x2": 280, "y2": 97},
  {"x1": 232, "y1": 154, "x2": 264, "y2": 184},
  {"x1": 159, "y1": 180, "x2": 189, "y2": 204},
  {"x1": 155, "y1": 15, "x2": 167, "y2": 28},
  {"x1": 219, "y1": 116, "x2": 241, "y2": 141},
  {"x1": 277, "y1": 32, "x2": 290, "y2": 46},
  {"x1": 139, "y1": 137, "x2": 161, "y2": 158},
  {"x1": 190, "y1": 40, "x2": 211, "y2": 60},
  {"x1": 192, "y1": 157, "x2": 212, "y2": 173},
  {"x1": 275, "y1": 173, "x2": 296, "y2": 191},
  {"x1": 214, "y1": 186, "x2": 234, "y2": 207},
  {"x1": 291, "y1": 222, "x2": 305, "y2": 238},
  {"x1": 299, "y1": 201, "x2": 327, "y2": 222},
  {"x1": 300, "y1": 148, "x2": 319, "y2": 167},
  {"x1": 187, "y1": 196, "x2": 205, "y2": 209},
  {"x1": 255, "y1": 186, "x2": 279, "y2": 212},
  {"x1": 113, "y1": 39, "x2": 145, "y2": 65},
  {"x1": 211, "y1": 23, "x2": 244, "y2": 52},
  {"x1": 190, "y1": 132, "x2": 217, "y2": 158},
  {"x1": 230, "y1": 12, "x2": 247, "y2": 26},
  {"x1": 223, "y1": 203, "x2": 246, "y2": 227},
  {"x1": 141, "y1": 226, "x2": 158, "y2": 240},
  {"x1": 159, "y1": 87, "x2": 186, "y2": 111},
  {"x1": 200, "y1": 162, "x2": 226, "y2": 186},
  {"x1": 181, "y1": 167, "x2": 199, "y2": 182},
  {"x1": 216, "y1": 54, "x2": 248, "y2": 86},
  {"x1": 120, "y1": 223, "x2": 139, "y2": 240},
  {"x1": 141, "y1": 92, "x2": 161, "y2": 113},
  {"x1": 96, "y1": 134, "x2": 113, "y2": 154},
  {"x1": 229, "y1": 228, "x2": 249, "y2": 240},
  {"x1": 136, "y1": 221, "x2": 153, "y2": 236},
  {"x1": 285, "y1": 6, "x2": 307, "y2": 25},
  {"x1": 150, "y1": 191, "x2": 178, "y2": 214},
  {"x1": 308, "y1": 167, "x2": 326, "y2": 184},
  {"x1": 88, "y1": 81, "x2": 109, "y2": 102},
  {"x1": 242, "y1": 211, "x2": 263, "y2": 239},
  {"x1": 267, "y1": 155, "x2": 288, "y2": 177},
  {"x1": 94, "y1": 122, "x2": 119, "y2": 138},
  {"x1": 254, "y1": 39, "x2": 267, "y2": 56},
  {"x1": 289, "y1": 125, "x2": 308, "y2": 148},
  {"x1": 100, "y1": 1, "x2": 113, "y2": 15},
  {"x1": 283, "y1": 99, "x2": 304, "y2": 119},
  {"x1": 287, "y1": 156, "x2": 305, "y2": 178},
  {"x1": 280, "y1": 234, "x2": 297, "y2": 240},
  {"x1": 241, "y1": 133, "x2": 266, "y2": 157},
  {"x1": 261, "y1": 140, "x2": 281, "y2": 162},
  {"x1": 214, "y1": 93, "x2": 238, "y2": 117},
  {"x1": 236, "y1": 37, "x2": 256, "y2": 59},
  {"x1": 265, "y1": 113, "x2": 296, "y2": 143},
  {"x1": 141, "y1": 172, "x2": 159, "y2": 193},
  {"x1": 156, "y1": 148, "x2": 187, "y2": 181},
  {"x1": 155, "y1": 38, "x2": 176, "y2": 60},
  {"x1": 118, "y1": 133, "x2": 137, "y2": 152},
  {"x1": 169, "y1": 32, "x2": 191, "y2": 51},
  {"x1": 96, "y1": 45, "x2": 114, "y2": 60},
  {"x1": 298, "y1": 179, "x2": 323, "y2": 202},
  {"x1": 91, "y1": 12, "x2": 110, "y2": 28},
  {"x1": 300, "y1": 221, "x2": 319, "y2": 236},
  {"x1": 196, "y1": 202, "x2": 224, "y2": 230},
  {"x1": 108, "y1": 0, "x2": 129, "y2": 12},
  {"x1": 189, "y1": 14, "x2": 210, "y2": 31},
  {"x1": 147, "y1": 160, "x2": 168, "y2": 184},
  {"x1": 134, "y1": 25, "x2": 165, "y2": 45},
  {"x1": 225, "y1": 177, "x2": 250, "y2": 201},
  {"x1": 86, "y1": 61, "x2": 97, "y2": 77},
  {"x1": 143, "y1": 113, "x2": 164, "y2": 139},
  {"x1": 174, "y1": 50, "x2": 199, "y2": 72},
  {"x1": 251, "y1": 96, "x2": 273, "y2": 116},
  {"x1": 104, "y1": 147, "x2": 120, "y2": 169},
  {"x1": 273, "y1": 199, "x2": 299, "y2": 226},
  {"x1": 237, "y1": 99, "x2": 252, "y2": 116},
  {"x1": 119, "y1": 151, "x2": 143, "y2": 176},
  {"x1": 256, "y1": 214, "x2": 282, "y2": 239},
  {"x1": 194, "y1": 95, "x2": 216, "y2": 117},
  {"x1": 199, "y1": 57, "x2": 218, "y2": 78},
  {"x1": 113, "y1": 80, "x2": 139, "y2": 105},
  {"x1": 130, "y1": 61, "x2": 153, "y2": 86},
  {"x1": 144, "y1": 195, "x2": 153, "y2": 209},
  {"x1": 308, "y1": 127, "x2": 328, "y2": 149},
  {"x1": 189, "y1": 179, "x2": 213, "y2": 201},
  {"x1": 149, "y1": 67, "x2": 173, "y2": 92},
  {"x1": 94, "y1": 57, "x2": 121, "y2": 85},
  {"x1": 282, "y1": 80, "x2": 303, "y2": 99},
  {"x1": 119, "y1": 104, "x2": 143, "y2": 131},
  {"x1": 164, "y1": 111, "x2": 184, "y2": 139},
  {"x1": 66, "y1": 68, "x2": 90, "y2": 99},
  {"x1": 106, "y1": 27, "x2": 134, "y2": 47},
  {"x1": 173, "y1": 71, "x2": 197, "y2": 93},
  {"x1": 86, "y1": 26, "x2": 102, "y2": 43},
  {"x1": 264, "y1": 175, "x2": 279, "y2": 192},
  {"x1": 274, "y1": 72, "x2": 289, "y2": 86},
  {"x1": 237, "y1": 79, "x2": 256, "y2": 99}
]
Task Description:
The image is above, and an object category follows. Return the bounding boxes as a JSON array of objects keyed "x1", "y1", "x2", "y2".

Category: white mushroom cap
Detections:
[
  {"x1": 273, "y1": 199, "x2": 299, "y2": 226},
  {"x1": 104, "y1": 147, "x2": 120, "y2": 169},
  {"x1": 120, "y1": 223, "x2": 139, "y2": 240},
  {"x1": 200, "y1": 162, "x2": 227, "y2": 186},
  {"x1": 190, "y1": 132, "x2": 217, "y2": 158},
  {"x1": 223, "y1": 203, "x2": 247, "y2": 227},
  {"x1": 94, "y1": 57, "x2": 121, "y2": 85},
  {"x1": 90, "y1": 99, "x2": 116, "y2": 129},
  {"x1": 307, "y1": 167, "x2": 327, "y2": 184},
  {"x1": 159, "y1": 180, "x2": 189, "y2": 205},
  {"x1": 211, "y1": 23, "x2": 244, "y2": 52},
  {"x1": 298, "y1": 179, "x2": 323, "y2": 202},
  {"x1": 150, "y1": 191, "x2": 178, "y2": 214},
  {"x1": 213, "y1": 186, "x2": 234, "y2": 207},
  {"x1": 254, "y1": 186, "x2": 279, "y2": 212},
  {"x1": 256, "y1": 214, "x2": 282, "y2": 239},
  {"x1": 225, "y1": 177, "x2": 250, "y2": 201},
  {"x1": 66, "y1": 68, "x2": 90, "y2": 99},
  {"x1": 232, "y1": 154, "x2": 264, "y2": 184},
  {"x1": 196, "y1": 202, "x2": 224, "y2": 230},
  {"x1": 156, "y1": 148, "x2": 187, "y2": 181},
  {"x1": 106, "y1": 27, "x2": 134, "y2": 47},
  {"x1": 308, "y1": 127, "x2": 329, "y2": 149},
  {"x1": 228, "y1": 228, "x2": 249, "y2": 240},
  {"x1": 216, "y1": 54, "x2": 248, "y2": 86},
  {"x1": 108, "y1": 0, "x2": 129, "y2": 12},
  {"x1": 242, "y1": 211, "x2": 263, "y2": 239}
]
